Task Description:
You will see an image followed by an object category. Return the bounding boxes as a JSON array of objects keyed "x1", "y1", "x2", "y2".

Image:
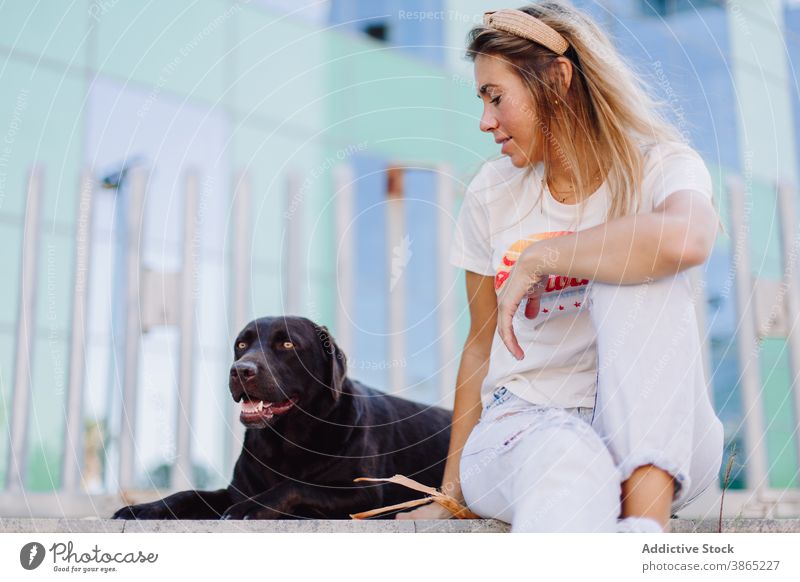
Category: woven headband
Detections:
[{"x1": 483, "y1": 9, "x2": 569, "y2": 55}]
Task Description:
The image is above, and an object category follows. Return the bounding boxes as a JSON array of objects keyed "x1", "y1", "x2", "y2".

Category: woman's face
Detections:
[{"x1": 474, "y1": 54, "x2": 542, "y2": 168}]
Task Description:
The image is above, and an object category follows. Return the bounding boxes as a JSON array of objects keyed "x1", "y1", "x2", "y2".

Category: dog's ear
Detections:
[{"x1": 315, "y1": 325, "x2": 347, "y2": 401}]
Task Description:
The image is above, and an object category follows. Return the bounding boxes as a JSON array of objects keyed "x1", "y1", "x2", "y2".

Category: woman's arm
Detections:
[
  {"x1": 498, "y1": 189, "x2": 718, "y2": 359},
  {"x1": 440, "y1": 271, "x2": 497, "y2": 502},
  {"x1": 530, "y1": 189, "x2": 718, "y2": 284},
  {"x1": 396, "y1": 271, "x2": 496, "y2": 519}
]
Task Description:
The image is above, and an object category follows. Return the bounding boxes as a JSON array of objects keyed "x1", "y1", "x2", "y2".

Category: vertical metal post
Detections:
[
  {"x1": 62, "y1": 172, "x2": 94, "y2": 492},
  {"x1": 334, "y1": 164, "x2": 354, "y2": 356},
  {"x1": 229, "y1": 171, "x2": 251, "y2": 464},
  {"x1": 7, "y1": 167, "x2": 43, "y2": 492},
  {"x1": 173, "y1": 170, "x2": 199, "y2": 491},
  {"x1": 689, "y1": 264, "x2": 721, "y2": 500},
  {"x1": 775, "y1": 179, "x2": 800, "y2": 473},
  {"x1": 285, "y1": 171, "x2": 302, "y2": 315},
  {"x1": 436, "y1": 164, "x2": 457, "y2": 406},
  {"x1": 728, "y1": 175, "x2": 769, "y2": 495},
  {"x1": 689, "y1": 266, "x2": 714, "y2": 400},
  {"x1": 116, "y1": 167, "x2": 147, "y2": 490},
  {"x1": 387, "y1": 167, "x2": 406, "y2": 394},
  {"x1": 231, "y1": 171, "x2": 252, "y2": 333}
]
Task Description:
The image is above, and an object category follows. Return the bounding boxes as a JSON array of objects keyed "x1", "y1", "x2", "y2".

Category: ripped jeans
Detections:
[{"x1": 459, "y1": 273, "x2": 724, "y2": 532}]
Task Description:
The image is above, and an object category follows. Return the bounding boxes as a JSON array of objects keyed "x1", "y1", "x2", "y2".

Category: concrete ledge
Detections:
[
  {"x1": 0, "y1": 518, "x2": 506, "y2": 533},
  {"x1": 671, "y1": 519, "x2": 800, "y2": 533},
  {"x1": 1, "y1": 518, "x2": 799, "y2": 533}
]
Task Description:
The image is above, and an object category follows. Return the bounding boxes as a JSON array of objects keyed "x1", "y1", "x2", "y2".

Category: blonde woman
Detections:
[{"x1": 397, "y1": 1, "x2": 723, "y2": 532}]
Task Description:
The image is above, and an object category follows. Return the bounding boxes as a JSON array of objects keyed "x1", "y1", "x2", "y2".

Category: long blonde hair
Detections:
[{"x1": 467, "y1": 1, "x2": 688, "y2": 220}]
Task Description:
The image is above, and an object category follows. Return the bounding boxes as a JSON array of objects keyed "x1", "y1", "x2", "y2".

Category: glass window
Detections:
[
  {"x1": 639, "y1": 0, "x2": 722, "y2": 16},
  {"x1": 350, "y1": 154, "x2": 390, "y2": 390},
  {"x1": 344, "y1": 158, "x2": 452, "y2": 405},
  {"x1": 402, "y1": 169, "x2": 440, "y2": 405}
]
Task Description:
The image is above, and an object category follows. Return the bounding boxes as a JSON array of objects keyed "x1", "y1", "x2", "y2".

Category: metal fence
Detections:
[{"x1": 0, "y1": 164, "x2": 798, "y2": 518}]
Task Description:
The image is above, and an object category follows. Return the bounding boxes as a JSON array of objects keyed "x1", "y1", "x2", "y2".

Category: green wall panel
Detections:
[
  {"x1": 233, "y1": 6, "x2": 326, "y2": 134},
  {"x1": 0, "y1": 59, "x2": 84, "y2": 226},
  {"x1": 35, "y1": 233, "x2": 76, "y2": 336},
  {"x1": 24, "y1": 442, "x2": 62, "y2": 493},
  {"x1": 95, "y1": 0, "x2": 229, "y2": 106},
  {"x1": 303, "y1": 273, "x2": 336, "y2": 334},
  {"x1": 303, "y1": 167, "x2": 335, "y2": 280},
  {"x1": 323, "y1": 33, "x2": 493, "y2": 169},
  {"x1": 232, "y1": 125, "x2": 326, "y2": 268},
  {"x1": 760, "y1": 338, "x2": 799, "y2": 488},
  {"x1": 0, "y1": 0, "x2": 89, "y2": 69},
  {"x1": 250, "y1": 268, "x2": 283, "y2": 320},
  {"x1": 0, "y1": 223, "x2": 23, "y2": 328},
  {"x1": 747, "y1": 179, "x2": 783, "y2": 280},
  {"x1": 325, "y1": 42, "x2": 445, "y2": 161},
  {"x1": 24, "y1": 337, "x2": 70, "y2": 491},
  {"x1": 728, "y1": 0, "x2": 797, "y2": 185},
  {"x1": 0, "y1": 332, "x2": 15, "y2": 489}
]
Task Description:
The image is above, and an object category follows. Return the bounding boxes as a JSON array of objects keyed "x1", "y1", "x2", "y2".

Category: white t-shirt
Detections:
[{"x1": 449, "y1": 141, "x2": 714, "y2": 409}]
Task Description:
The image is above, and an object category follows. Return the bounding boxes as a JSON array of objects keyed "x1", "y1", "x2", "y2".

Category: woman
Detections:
[{"x1": 397, "y1": 2, "x2": 723, "y2": 532}]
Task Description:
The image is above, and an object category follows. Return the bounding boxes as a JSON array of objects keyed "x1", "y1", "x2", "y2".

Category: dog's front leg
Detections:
[
  {"x1": 221, "y1": 483, "x2": 379, "y2": 520},
  {"x1": 112, "y1": 488, "x2": 235, "y2": 520}
]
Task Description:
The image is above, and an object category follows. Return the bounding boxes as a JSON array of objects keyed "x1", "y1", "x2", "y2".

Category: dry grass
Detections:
[{"x1": 718, "y1": 443, "x2": 737, "y2": 533}]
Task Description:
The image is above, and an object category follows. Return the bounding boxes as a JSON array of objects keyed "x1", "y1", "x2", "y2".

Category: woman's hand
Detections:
[
  {"x1": 496, "y1": 245, "x2": 551, "y2": 360},
  {"x1": 395, "y1": 502, "x2": 454, "y2": 520}
]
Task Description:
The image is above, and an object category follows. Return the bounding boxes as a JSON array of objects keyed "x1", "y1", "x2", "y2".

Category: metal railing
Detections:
[{"x1": 0, "y1": 163, "x2": 798, "y2": 519}]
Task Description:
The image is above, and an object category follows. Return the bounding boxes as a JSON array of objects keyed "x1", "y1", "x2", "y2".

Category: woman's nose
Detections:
[{"x1": 480, "y1": 108, "x2": 498, "y2": 133}]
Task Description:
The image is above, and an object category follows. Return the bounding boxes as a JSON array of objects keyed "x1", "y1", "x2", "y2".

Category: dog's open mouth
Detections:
[{"x1": 239, "y1": 398, "x2": 297, "y2": 427}]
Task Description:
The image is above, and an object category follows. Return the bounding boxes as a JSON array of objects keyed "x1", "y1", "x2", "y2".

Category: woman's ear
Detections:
[{"x1": 555, "y1": 56, "x2": 573, "y2": 93}]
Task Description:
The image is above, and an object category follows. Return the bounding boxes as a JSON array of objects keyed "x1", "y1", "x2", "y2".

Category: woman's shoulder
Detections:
[
  {"x1": 465, "y1": 156, "x2": 530, "y2": 205},
  {"x1": 637, "y1": 139, "x2": 712, "y2": 205},
  {"x1": 639, "y1": 140, "x2": 706, "y2": 170}
]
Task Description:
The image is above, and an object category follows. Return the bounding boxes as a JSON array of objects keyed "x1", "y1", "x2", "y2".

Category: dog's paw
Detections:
[
  {"x1": 111, "y1": 506, "x2": 136, "y2": 520},
  {"x1": 111, "y1": 502, "x2": 174, "y2": 520},
  {"x1": 221, "y1": 500, "x2": 282, "y2": 520}
]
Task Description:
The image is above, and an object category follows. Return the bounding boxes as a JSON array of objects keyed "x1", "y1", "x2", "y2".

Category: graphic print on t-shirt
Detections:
[{"x1": 495, "y1": 231, "x2": 590, "y2": 321}]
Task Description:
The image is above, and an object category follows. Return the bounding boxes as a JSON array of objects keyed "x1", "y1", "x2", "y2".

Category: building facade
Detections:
[{"x1": 0, "y1": 0, "x2": 797, "y2": 516}]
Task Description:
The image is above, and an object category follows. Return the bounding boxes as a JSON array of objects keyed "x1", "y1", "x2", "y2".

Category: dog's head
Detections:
[{"x1": 229, "y1": 316, "x2": 347, "y2": 429}]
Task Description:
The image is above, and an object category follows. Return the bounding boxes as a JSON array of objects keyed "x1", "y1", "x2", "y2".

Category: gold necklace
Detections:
[
  {"x1": 546, "y1": 178, "x2": 579, "y2": 203},
  {"x1": 547, "y1": 169, "x2": 604, "y2": 203},
  {"x1": 550, "y1": 182, "x2": 576, "y2": 203}
]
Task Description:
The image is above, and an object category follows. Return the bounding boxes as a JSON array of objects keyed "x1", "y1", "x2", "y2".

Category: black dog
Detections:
[{"x1": 112, "y1": 316, "x2": 451, "y2": 519}]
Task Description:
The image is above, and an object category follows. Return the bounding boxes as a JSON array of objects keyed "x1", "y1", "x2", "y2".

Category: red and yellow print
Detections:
[{"x1": 495, "y1": 231, "x2": 589, "y2": 293}]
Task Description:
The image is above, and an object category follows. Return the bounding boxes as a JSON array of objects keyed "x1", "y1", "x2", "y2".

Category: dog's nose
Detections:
[{"x1": 230, "y1": 361, "x2": 258, "y2": 383}]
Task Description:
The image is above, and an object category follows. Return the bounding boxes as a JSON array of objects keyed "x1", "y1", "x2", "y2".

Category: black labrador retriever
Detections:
[{"x1": 112, "y1": 316, "x2": 451, "y2": 519}]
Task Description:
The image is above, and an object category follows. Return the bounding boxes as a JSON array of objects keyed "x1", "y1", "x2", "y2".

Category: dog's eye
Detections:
[
  {"x1": 237, "y1": 341, "x2": 247, "y2": 350},
  {"x1": 281, "y1": 341, "x2": 295, "y2": 350}
]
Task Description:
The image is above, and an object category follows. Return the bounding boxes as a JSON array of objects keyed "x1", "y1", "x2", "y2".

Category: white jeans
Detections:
[{"x1": 459, "y1": 272, "x2": 724, "y2": 533}]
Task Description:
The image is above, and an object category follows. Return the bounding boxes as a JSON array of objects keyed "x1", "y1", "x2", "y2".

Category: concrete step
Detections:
[{"x1": 1, "y1": 518, "x2": 799, "y2": 533}]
